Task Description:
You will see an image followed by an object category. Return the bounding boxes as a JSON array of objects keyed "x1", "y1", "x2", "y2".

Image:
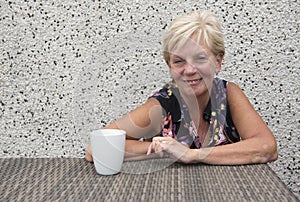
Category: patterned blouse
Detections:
[{"x1": 150, "y1": 77, "x2": 240, "y2": 149}]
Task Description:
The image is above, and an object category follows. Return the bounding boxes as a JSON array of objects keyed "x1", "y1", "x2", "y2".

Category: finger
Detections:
[
  {"x1": 153, "y1": 136, "x2": 164, "y2": 142},
  {"x1": 147, "y1": 142, "x2": 154, "y2": 155}
]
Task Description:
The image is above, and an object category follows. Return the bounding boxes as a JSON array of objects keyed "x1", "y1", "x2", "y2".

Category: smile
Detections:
[{"x1": 184, "y1": 78, "x2": 203, "y2": 87}]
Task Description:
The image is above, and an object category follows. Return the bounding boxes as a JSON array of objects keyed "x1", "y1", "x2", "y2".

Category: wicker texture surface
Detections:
[{"x1": 0, "y1": 158, "x2": 298, "y2": 202}]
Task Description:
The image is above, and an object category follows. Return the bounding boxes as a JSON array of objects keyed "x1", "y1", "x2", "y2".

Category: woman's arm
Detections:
[
  {"x1": 147, "y1": 82, "x2": 278, "y2": 165},
  {"x1": 85, "y1": 98, "x2": 162, "y2": 162},
  {"x1": 193, "y1": 82, "x2": 278, "y2": 164}
]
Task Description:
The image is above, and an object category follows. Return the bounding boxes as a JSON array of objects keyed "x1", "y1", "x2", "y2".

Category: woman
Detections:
[{"x1": 86, "y1": 10, "x2": 278, "y2": 165}]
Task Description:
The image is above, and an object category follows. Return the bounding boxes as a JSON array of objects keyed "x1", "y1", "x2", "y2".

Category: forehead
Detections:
[{"x1": 171, "y1": 36, "x2": 210, "y2": 58}]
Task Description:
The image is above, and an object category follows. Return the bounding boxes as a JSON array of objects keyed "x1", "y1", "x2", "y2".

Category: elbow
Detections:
[
  {"x1": 272, "y1": 151, "x2": 278, "y2": 162},
  {"x1": 85, "y1": 144, "x2": 94, "y2": 163},
  {"x1": 266, "y1": 137, "x2": 278, "y2": 162},
  {"x1": 256, "y1": 139, "x2": 278, "y2": 163},
  {"x1": 266, "y1": 148, "x2": 278, "y2": 163},
  {"x1": 268, "y1": 145, "x2": 278, "y2": 162},
  {"x1": 250, "y1": 137, "x2": 278, "y2": 164}
]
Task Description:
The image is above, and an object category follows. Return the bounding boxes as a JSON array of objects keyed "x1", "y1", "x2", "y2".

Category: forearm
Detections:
[
  {"x1": 125, "y1": 139, "x2": 151, "y2": 157},
  {"x1": 86, "y1": 139, "x2": 152, "y2": 162},
  {"x1": 189, "y1": 137, "x2": 278, "y2": 165}
]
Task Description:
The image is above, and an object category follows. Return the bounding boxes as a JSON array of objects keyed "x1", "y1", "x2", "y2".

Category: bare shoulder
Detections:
[
  {"x1": 226, "y1": 81, "x2": 256, "y2": 118},
  {"x1": 226, "y1": 81, "x2": 250, "y2": 104},
  {"x1": 226, "y1": 81, "x2": 272, "y2": 139},
  {"x1": 226, "y1": 81, "x2": 258, "y2": 113}
]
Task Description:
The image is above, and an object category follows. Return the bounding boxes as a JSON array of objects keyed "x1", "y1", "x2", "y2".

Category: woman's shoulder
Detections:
[
  {"x1": 226, "y1": 81, "x2": 244, "y2": 95},
  {"x1": 151, "y1": 80, "x2": 177, "y2": 98},
  {"x1": 226, "y1": 81, "x2": 252, "y2": 109},
  {"x1": 214, "y1": 77, "x2": 241, "y2": 92}
]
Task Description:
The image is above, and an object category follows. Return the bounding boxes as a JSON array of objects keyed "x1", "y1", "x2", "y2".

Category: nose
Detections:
[{"x1": 184, "y1": 62, "x2": 197, "y2": 74}]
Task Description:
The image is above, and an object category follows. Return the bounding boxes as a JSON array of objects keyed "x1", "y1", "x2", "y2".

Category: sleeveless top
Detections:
[{"x1": 150, "y1": 77, "x2": 240, "y2": 149}]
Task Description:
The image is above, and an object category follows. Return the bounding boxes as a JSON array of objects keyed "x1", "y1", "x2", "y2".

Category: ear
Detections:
[{"x1": 215, "y1": 53, "x2": 224, "y2": 74}]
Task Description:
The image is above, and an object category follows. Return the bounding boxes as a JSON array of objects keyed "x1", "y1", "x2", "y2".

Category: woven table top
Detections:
[{"x1": 0, "y1": 158, "x2": 298, "y2": 202}]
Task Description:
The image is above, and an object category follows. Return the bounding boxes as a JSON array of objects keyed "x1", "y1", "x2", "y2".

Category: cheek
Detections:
[
  {"x1": 197, "y1": 62, "x2": 217, "y2": 77},
  {"x1": 169, "y1": 64, "x2": 215, "y2": 78},
  {"x1": 169, "y1": 68, "x2": 184, "y2": 78},
  {"x1": 200, "y1": 67, "x2": 213, "y2": 77}
]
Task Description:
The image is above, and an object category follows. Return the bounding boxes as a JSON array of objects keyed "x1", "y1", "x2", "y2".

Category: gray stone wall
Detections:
[{"x1": 1, "y1": 0, "x2": 299, "y2": 198}]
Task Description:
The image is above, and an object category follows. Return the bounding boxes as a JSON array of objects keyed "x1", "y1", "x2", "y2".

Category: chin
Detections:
[
  {"x1": 175, "y1": 78, "x2": 209, "y2": 97},
  {"x1": 181, "y1": 86, "x2": 208, "y2": 98}
]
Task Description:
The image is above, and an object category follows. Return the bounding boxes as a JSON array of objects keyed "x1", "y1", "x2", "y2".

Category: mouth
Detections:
[{"x1": 184, "y1": 78, "x2": 203, "y2": 86}]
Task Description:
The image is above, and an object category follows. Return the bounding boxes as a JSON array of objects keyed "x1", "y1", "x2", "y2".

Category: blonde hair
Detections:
[{"x1": 163, "y1": 10, "x2": 225, "y2": 62}]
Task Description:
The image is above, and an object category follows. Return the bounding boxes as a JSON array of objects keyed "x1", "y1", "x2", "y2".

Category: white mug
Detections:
[{"x1": 90, "y1": 129, "x2": 126, "y2": 175}]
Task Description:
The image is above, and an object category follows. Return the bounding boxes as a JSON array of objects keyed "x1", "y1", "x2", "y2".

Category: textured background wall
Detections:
[{"x1": 0, "y1": 0, "x2": 299, "y2": 198}]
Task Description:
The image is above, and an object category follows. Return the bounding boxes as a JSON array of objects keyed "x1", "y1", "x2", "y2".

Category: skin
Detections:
[{"x1": 85, "y1": 36, "x2": 278, "y2": 165}]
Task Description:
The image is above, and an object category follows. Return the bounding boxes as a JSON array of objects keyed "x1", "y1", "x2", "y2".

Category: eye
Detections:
[
  {"x1": 173, "y1": 60, "x2": 183, "y2": 64},
  {"x1": 171, "y1": 58, "x2": 185, "y2": 67},
  {"x1": 195, "y1": 56, "x2": 208, "y2": 63}
]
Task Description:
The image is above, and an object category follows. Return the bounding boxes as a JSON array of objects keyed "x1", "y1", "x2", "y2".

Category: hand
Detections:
[
  {"x1": 85, "y1": 144, "x2": 93, "y2": 162},
  {"x1": 147, "y1": 137, "x2": 191, "y2": 163}
]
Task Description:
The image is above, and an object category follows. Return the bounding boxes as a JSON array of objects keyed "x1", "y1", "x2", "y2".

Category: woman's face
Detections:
[{"x1": 168, "y1": 36, "x2": 222, "y2": 98}]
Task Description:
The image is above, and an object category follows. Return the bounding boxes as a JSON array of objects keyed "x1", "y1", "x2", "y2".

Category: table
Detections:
[{"x1": 0, "y1": 158, "x2": 298, "y2": 201}]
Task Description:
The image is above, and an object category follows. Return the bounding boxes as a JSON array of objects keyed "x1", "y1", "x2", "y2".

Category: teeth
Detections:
[
  {"x1": 185, "y1": 78, "x2": 202, "y2": 86},
  {"x1": 187, "y1": 79, "x2": 201, "y2": 83}
]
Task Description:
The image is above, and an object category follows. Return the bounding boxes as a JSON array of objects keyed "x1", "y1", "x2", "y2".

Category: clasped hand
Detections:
[{"x1": 147, "y1": 137, "x2": 192, "y2": 163}]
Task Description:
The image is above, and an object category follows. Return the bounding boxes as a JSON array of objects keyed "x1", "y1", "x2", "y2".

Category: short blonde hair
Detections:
[{"x1": 163, "y1": 10, "x2": 225, "y2": 62}]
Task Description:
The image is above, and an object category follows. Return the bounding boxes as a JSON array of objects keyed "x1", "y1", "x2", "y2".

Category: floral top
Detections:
[{"x1": 150, "y1": 77, "x2": 240, "y2": 149}]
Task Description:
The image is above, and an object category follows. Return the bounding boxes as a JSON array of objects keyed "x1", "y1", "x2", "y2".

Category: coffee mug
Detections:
[{"x1": 90, "y1": 129, "x2": 126, "y2": 175}]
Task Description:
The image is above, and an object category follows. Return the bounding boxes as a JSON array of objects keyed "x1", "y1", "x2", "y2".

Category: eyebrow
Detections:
[
  {"x1": 194, "y1": 51, "x2": 208, "y2": 55},
  {"x1": 170, "y1": 51, "x2": 208, "y2": 59},
  {"x1": 170, "y1": 55, "x2": 182, "y2": 59}
]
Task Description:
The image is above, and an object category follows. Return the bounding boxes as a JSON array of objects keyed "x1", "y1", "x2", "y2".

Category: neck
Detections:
[
  {"x1": 196, "y1": 91, "x2": 210, "y2": 113},
  {"x1": 180, "y1": 90, "x2": 210, "y2": 124}
]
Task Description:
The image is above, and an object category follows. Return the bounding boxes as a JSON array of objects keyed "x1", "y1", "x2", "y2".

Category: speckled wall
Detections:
[{"x1": 0, "y1": 0, "x2": 299, "y2": 198}]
